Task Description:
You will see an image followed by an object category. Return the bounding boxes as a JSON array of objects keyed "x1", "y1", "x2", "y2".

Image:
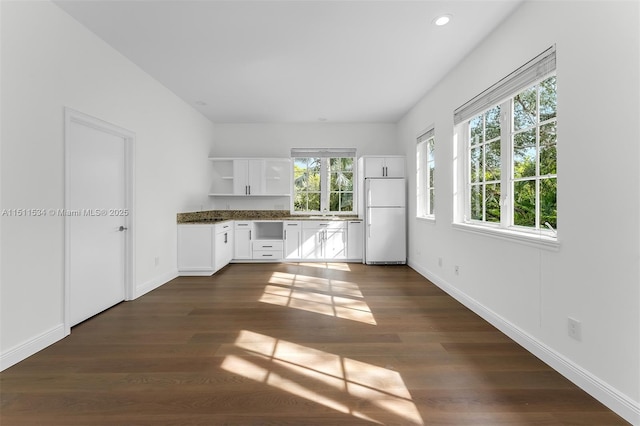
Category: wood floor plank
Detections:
[{"x1": 0, "y1": 263, "x2": 629, "y2": 425}]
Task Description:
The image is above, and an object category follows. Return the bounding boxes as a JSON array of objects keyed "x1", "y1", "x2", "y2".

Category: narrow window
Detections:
[{"x1": 417, "y1": 128, "x2": 435, "y2": 218}]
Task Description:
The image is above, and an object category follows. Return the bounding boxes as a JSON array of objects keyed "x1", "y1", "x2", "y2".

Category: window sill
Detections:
[
  {"x1": 452, "y1": 222, "x2": 560, "y2": 251},
  {"x1": 416, "y1": 215, "x2": 436, "y2": 224}
]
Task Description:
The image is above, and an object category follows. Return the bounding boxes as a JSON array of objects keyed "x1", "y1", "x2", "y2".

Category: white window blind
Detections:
[
  {"x1": 291, "y1": 148, "x2": 356, "y2": 158},
  {"x1": 454, "y1": 45, "x2": 556, "y2": 125},
  {"x1": 417, "y1": 128, "x2": 435, "y2": 144}
]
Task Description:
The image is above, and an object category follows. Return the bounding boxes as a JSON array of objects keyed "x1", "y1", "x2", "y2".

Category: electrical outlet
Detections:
[
  {"x1": 438, "y1": 257, "x2": 443, "y2": 267},
  {"x1": 568, "y1": 317, "x2": 581, "y2": 341},
  {"x1": 154, "y1": 256, "x2": 160, "y2": 267},
  {"x1": 454, "y1": 265, "x2": 459, "y2": 275}
]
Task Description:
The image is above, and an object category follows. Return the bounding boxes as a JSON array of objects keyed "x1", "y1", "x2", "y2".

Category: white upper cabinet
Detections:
[
  {"x1": 263, "y1": 159, "x2": 291, "y2": 195},
  {"x1": 361, "y1": 155, "x2": 405, "y2": 178},
  {"x1": 233, "y1": 159, "x2": 265, "y2": 195},
  {"x1": 209, "y1": 157, "x2": 291, "y2": 196}
]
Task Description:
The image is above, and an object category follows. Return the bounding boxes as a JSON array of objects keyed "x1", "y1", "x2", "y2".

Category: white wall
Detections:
[
  {"x1": 209, "y1": 123, "x2": 398, "y2": 210},
  {"x1": 398, "y1": 1, "x2": 639, "y2": 422},
  {"x1": 0, "y1": 1, "x2": 214, "y2": 368}
]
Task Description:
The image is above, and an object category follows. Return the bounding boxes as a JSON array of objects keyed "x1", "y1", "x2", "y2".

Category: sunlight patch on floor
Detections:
[
  {"x1": 221, "y1": 330, "x2": 424, "y2": 425},
  {"x1": 296, "y1": 262, "x2": 352, "y2": 271},
  {"x1": 260, "y1": 272, "x2": 376, "y2": 325}
]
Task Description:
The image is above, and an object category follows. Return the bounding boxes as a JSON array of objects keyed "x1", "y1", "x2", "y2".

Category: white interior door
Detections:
[{"x1": 67, "y1": 113, "x2": 130, "y2": 327}]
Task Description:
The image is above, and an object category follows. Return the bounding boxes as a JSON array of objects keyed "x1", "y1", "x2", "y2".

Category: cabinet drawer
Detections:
[
  {"x1": 253, "y1": 241, "x2": 283, "y2": 251},
  {"x1": 302, "y1": 221, "x2": 346, "y2": 230},
  {"x1": 252, "y1": 250, "x2": 283, "y2": 260}
]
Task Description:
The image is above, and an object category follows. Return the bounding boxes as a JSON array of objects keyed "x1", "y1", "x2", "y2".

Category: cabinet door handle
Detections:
[
  {"x1": 248, "y1": 185, "x2": 251, "y2": 195},
  {"x1": 224, "y1": 232, "x2": 228, "y2": 243},
  {"x1": 249, "y1": 230, "x2": 252, "y2": 240},
  {"x1": 284, "y1": 230, "x2": 287, "y2": 239},
  {"x1": 263, "y1": 245, "x2": 273, "y2": 248}
]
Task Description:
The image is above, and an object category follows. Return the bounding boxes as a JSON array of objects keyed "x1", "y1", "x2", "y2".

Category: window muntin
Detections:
[
  {"x1": 464, "y1": 74, "x2": 557, "y2": 233},
  {"x1": 292, "y1": 153, "x2": 355, "y2": 214}
]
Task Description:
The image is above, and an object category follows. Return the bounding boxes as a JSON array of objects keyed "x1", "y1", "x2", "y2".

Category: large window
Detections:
[
  {"x1": 292, "y1": 149, "x2": 356, "y2": 214},
  {"x1": 416, "y1": 128, "x2": 435, "y2": 218},
  {"x1": 455, "y1": 46, "x2": 557, "y2": 238}
]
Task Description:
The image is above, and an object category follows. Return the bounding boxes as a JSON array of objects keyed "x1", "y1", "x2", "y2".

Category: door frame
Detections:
[{"x1": 63, "y1": 107, "x2": 136, "y2": 335}]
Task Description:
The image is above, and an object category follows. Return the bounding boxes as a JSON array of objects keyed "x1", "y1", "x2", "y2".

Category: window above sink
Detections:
[{"x1": 291, "y1": 148, "x2": 356, "y2": 216}]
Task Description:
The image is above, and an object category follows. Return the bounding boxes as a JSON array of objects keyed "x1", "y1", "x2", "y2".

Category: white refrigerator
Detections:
[{"x1": 364, "y1": 178, "x2": 406, "y2": 264}]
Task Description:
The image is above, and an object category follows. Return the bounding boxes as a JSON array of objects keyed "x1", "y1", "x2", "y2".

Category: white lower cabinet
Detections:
[
  {"x1": 301, "y1": 221, "x2": 347, "y2": 260},
  {"x1": 178, "y1": 219, "x2": 361, "y2": 275},
  {"x1": 214, "y1": 222, "x2": 234, "y2": 272},
  {"x1": 347, "y1": 220, "x2": 363, "y2": 260},
  {"x1": 251, "y1": 222, "x2": 284, "y2": 261},
  {"x1": 177, "y1": 224, "x2": 215, "y2": 276},
  {"x1": 178, "y1": 222, "x2": 236, "y2": 276},
  {"x1": 284, "y1": 221, "x2": 302, "y2": 259},
  {"x1": 253, "y1": 240, "x2": 284, "y2": 260},
  {"x1": 234, "y1": 221, "x2": 253, "y2": 260}
]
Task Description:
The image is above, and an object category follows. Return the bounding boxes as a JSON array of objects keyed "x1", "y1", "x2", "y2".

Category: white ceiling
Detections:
[{"x1": 55, "y1": 0, "x2": 523, "y2": 123}]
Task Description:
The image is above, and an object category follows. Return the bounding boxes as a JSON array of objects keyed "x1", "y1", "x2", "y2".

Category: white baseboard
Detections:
[
  {"x1": 134, "y1": 268, "x2": 178, "y2": 299},
  {"x1": 0, "y1": 323, "x2": 66, "y2": 372},
  {"x1": 408, "y1": 259, "x2": 640, "y2": 426}
]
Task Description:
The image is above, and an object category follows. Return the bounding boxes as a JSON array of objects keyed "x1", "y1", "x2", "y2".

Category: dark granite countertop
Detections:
[{"x1": 177, "y1": 210, "x2": 361, "y2": 224}]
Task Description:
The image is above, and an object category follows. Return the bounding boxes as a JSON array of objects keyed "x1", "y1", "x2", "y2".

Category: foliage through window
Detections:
[
  {"x1": 455, "y1": 46, "x2": 557, "y2": 237},
  {"x1": 416, "y1": 129, "x2": 435, "y2": 218},
  {"x1": 466, "y1": 75, "x2": 557, "y2": 232},
  {"x1": 292, "y1": 150, "x2": 355, "y2": 214}
]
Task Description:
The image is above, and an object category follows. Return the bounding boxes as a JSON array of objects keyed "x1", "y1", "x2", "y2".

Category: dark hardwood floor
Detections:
[{"x1": 0, "y1": 263, "x2": 629, "y2": 425}]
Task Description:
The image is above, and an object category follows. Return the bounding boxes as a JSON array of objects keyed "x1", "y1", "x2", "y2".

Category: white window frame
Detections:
[
  {"x1": 416, "y1": 127, "x2": 435, "y2": 220},
  {"x1": 453, "y1": 46, "x2": 559, "y2": 249},
  {"x1": 290, "y1": 148, "x2": 356, "y2": 215}
]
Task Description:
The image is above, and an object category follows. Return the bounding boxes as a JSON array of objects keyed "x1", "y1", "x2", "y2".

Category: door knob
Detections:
[{"x1": 118, "y1": 226, "x2": 128, "y2": 232}]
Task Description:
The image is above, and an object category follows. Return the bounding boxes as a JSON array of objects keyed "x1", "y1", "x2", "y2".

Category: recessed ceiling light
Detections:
[
  {"x1": 433, "y1": 14, "x2": 452, "y2": 26},
  {"x1": 195, "y1": 100, "x2": 207, "y2": 106}
]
